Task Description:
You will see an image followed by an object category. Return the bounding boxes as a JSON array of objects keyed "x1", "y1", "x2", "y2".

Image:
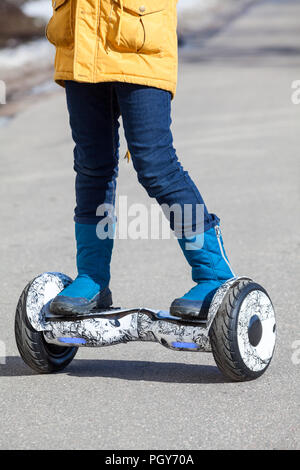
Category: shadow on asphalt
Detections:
[
  {"x1": 1, "y1": 356, "x2": 231, "y2": 384},
  {"x1": 67, "y1": 359, "x2": 230, "y2": 384}
]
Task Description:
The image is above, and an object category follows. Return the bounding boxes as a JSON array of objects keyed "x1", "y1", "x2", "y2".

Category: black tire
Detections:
[
  {"x1": 209, "y1": 279, "x2": 276, "y2": 382},
  {"x1": 15, "y1": 280, "x2": 77, "y2": 374}
]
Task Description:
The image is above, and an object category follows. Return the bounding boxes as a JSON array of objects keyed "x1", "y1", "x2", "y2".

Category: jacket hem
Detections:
[{"x1": 54, "y1": 71, "x2": 177, "y2": 98}]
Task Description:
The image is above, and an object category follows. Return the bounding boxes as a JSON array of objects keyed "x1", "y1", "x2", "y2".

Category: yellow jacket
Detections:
[{"x1": 46, "y1": 0, "x2": 178, "y2": 97}]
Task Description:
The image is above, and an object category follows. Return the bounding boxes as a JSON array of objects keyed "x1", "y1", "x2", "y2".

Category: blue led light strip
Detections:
[
  {"x1": 58, "y1": 337, "x2": 86, "y2": 345},
  {"x1": 172, "y1": 341, "x2": 198, "y2": 349}
]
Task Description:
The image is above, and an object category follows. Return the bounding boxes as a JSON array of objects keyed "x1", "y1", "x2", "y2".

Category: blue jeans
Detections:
[{"x1": 65, "y1": 81, "x2": 219, "y2": 235}]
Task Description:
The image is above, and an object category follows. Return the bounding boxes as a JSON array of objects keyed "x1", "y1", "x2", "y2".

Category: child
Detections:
[{"x1": 47, "y1": 0, "x2": 235, "y2": 319}]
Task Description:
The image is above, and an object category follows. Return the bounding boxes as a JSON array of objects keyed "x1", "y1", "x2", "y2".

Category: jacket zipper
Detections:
[
  {"x1": 215, "y1": 225, "x2": 235, "y2": 276},
  {"x1": 93, "y1": 0, "x2": 101, "y2": 78},
  {"x1": 98, "y1": 0, "x2": 101, "y2": 34},
  {"x1": 105, "y1": 1, "x2": 114, "y2": 52}
]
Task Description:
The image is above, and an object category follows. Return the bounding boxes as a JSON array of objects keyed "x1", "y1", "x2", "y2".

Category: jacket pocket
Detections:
[
  {"x1": 46, "y1": 0, "x2": 74, "y2": 48},
  {"x1": 107, "y1": 0, "x2": 168, "y2": 54}
]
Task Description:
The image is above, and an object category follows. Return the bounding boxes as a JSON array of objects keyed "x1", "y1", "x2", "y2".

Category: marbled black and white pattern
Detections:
[
  {"x1": 44, "y1": 314, "x2": 139, "y2": 347},
  {"x1": 237, "y1": 290, "x2": 276, "y2": 371},
  {"x1": 25, "y1": 272, "x2": 275, "y2": 366},
  {"x1": 25, "y1": 272, "x2": 221, "y2": 350},
  {"x1": 26, "y1": 272, "x2": 72, "y2": 332},
  {"x1": 206, "y1": 277, "x2": 247, "y2": 329},
  {"x1": 137, "y1": 312, "x2": 211, "y2": 351}
]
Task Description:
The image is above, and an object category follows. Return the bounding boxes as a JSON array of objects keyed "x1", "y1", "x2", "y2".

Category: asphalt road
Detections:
[{"x1": 0, "y1": 0, "x2": 299, "y2": 450}]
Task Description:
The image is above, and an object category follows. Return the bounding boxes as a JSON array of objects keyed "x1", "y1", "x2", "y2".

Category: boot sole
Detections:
[
  {"x1": 50, "y1": 288, "x2": 113, "y2": 317},
  {"x1": 170, "y1": 300, "x2": 209, "y2": 321}
]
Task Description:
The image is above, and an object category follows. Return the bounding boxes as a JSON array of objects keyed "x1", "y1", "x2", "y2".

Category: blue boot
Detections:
[
  {"x1": 170, "y1": 223, "x2": 235, "y2": 320},
  {"x1": 50, "y1": 223, "x2": 114, "y2": 316}
]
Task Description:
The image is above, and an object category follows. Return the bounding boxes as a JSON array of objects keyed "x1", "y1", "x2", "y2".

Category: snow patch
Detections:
[
  {"x1": 0, "y1": 39, "x2": 53, "y2": 71},
  {"x1": 21, "y1": 0, "x2": 52, "y2": 21},
  {"x1": 177, "y1": 0, "x2": 218, "y2": 12}
]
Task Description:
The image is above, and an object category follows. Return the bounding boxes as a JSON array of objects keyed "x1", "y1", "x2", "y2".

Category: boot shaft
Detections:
[
  {"x1": 178, "y1": 223, "x2": 235, "y2": 283},
  {"x1": 75, "y1": 222, "x2": 114, "y2": 287}
]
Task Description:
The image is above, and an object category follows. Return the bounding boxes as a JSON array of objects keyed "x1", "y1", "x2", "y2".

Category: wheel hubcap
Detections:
[
  {"x1": 237, "y1": 289, "x2": 276, "y2": 372},
  {"x1": 248, "y1": 315, "x2": 263, "y2": 347}
]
